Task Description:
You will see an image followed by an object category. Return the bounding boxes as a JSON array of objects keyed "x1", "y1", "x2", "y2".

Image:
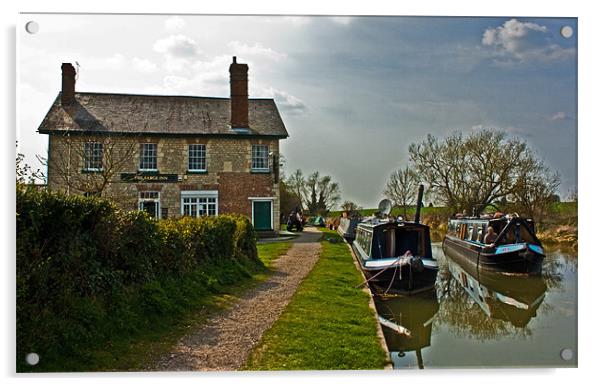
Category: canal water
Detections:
[{"x1": 372, "y1": 243, "x2": 577, "y2": 368}]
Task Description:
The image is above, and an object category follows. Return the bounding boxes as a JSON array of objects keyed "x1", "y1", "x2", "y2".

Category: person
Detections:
[{"x1": 484, "y1": 226, "x2": 498, "y2": 244}]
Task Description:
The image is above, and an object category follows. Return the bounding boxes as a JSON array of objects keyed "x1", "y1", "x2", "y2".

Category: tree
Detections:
[
  {"x1": 286, "y1": 169, "x2": 307, "y2": 209},
  {"x1": 47, "y1": 133, "x2": 139, "y2": 205},
  {"x1": 304, "y1": 171, "x2": 341, "y2": 215},
  {"x1": 408, "y1": 130, "x2": 559, "y2": 216},
  {"x1": 16, "y1": 142, "x2": 45, "y2": 186},
  {"x1": 341, "y1": 200, "x2": 363, "y2": 218},
  {"x1": 510, "y1": 166, "x2": 561, "y2": 225},
  {"x1": 383, "y1": 166, "x2": 419, "y2": 218}
]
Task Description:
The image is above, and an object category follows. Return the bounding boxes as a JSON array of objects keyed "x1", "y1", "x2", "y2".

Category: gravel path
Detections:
[{"x1": 153, "y1": 228, "x2": 323, "y2": 371}]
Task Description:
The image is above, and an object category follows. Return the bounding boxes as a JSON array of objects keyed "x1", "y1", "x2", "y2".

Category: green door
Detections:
[{"x1": 253, "y1": 201, "x2": 272, "y2": 230}]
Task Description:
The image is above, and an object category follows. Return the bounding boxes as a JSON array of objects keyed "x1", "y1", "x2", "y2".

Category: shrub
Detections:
[{"x1": 16, "y1": 186, "x2": 259, "y2": 371}]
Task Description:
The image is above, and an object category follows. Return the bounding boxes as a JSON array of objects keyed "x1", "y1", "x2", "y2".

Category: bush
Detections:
[{"x1": 16, "y1": 186, "x2": 259, "y2": 371}]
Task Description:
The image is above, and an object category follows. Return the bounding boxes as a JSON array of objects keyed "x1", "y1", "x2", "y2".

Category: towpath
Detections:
[{"x1": 153, "y1": 228, "x2": 322, "y2": 371}]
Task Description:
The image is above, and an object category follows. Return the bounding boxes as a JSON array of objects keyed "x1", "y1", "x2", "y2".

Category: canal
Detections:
[{"x1": 372, "y1": 243, "x2": 577, "y2": 368}]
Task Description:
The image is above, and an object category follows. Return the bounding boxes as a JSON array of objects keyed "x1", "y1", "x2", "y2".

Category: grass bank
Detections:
[{"x1": 245, "y1": 228, "x2": 388, "y2": 370}]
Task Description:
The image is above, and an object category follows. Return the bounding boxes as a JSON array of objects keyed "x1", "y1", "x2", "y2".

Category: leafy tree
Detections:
[
  {"x1": 408, "y1": 130, "x2": 560, "y2": 216},
  {"x1": 383, "y1": 166, "x2": 419, "y2": 218},
  {"x1": 341, "y1": 200, "x2": 363, "y2": 218},
  {"x1": 305, "y1": 171, "x2": 341, "y2": 215}
]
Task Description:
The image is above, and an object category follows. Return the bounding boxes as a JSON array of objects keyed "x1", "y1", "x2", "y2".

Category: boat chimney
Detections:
[{"x1": 414, "y1": 184, "x2": 424, "y2": 223}]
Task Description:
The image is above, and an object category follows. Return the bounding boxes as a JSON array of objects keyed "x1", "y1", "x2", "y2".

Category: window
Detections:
[
  {"x1": 139, "y1": 143, "x2": 157, "y2": 171},
  {"x1": 188, "y1": 144, "x2": 206, "y2": 171},
  {"x1": 181, "y1": 191, "x2": 218, "y2": 217},
  {"x1": 251, "y1": 144, "x2": 269, "y2": 171},
  {"x1": 83, "y1": 142, "x2": 103, "y2": 171}
]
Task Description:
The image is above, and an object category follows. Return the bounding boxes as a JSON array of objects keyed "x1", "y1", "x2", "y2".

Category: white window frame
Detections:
[
  {"x1": 83, "y1": 142, "x2": 103, "y2": 171},
  {"x1": 249, "y1": 197, "x2": 275, "y2": 230},
  {"x1": 181, "y1": 190, "x2": 219, "y2": 217},
  {"x1": 188, "y1": 144, "x2": 207, "y2": 172},
  {"x1": 138, "y1": 191, "x2": 161, "y2": 219},
  {"x1": 251, "y1": 144, "x2": 269, "y2": 172},
  {"x1": 139, "y1": 143, "x2": 158, "y2": 172}
]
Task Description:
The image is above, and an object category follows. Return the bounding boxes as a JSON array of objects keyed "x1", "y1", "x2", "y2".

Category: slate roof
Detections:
[{"x1": 37, "y1": 92, "x2": 289, "y2": 138}]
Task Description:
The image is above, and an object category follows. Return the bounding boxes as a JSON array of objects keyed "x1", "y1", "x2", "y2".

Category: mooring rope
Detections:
[{"x1": 355, "y1": 251, "x2": 413, "y2": 289}]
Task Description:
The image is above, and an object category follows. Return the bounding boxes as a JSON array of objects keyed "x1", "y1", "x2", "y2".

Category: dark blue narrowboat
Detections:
[
  {"x1": 351, "y1": 187, "x2": 438, "y2": 293},
  {"x1": 442, "y1": 214, "x2": 545, "y2": 274}
]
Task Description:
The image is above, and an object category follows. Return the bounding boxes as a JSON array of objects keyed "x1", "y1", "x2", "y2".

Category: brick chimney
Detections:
[
  {"x1": 61, "y1": 63, "x2": 76, "y2": 105},
  {"x1": 229, "y1": 56, "x2": 249, "y2": 128}
]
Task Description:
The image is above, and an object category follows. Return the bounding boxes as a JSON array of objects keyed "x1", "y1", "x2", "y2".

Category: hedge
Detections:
[{"x1": 16, "y1": 186, "x2": 259, "y2": 371}]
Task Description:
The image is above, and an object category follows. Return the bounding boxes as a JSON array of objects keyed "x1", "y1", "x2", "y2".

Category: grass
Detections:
[
  {"x1": 257, "y1": 241, "x2": 293, "y2": 268},
  {"x1": 245, "y1": 228, "x2": 388, "y2": 370},
  {"x1": 23, "y1": 242, "x2": 294, "y2": 373}
]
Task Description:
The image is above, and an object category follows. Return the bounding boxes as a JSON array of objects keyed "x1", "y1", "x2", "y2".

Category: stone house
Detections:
[{"x1": 38, "y1": 58, "x2": 288, "y2": 236}]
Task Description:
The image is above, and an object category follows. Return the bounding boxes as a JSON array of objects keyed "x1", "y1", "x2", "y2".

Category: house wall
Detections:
[{"x1": 47, "y1": 134, "x2": 281, "y2": 233}]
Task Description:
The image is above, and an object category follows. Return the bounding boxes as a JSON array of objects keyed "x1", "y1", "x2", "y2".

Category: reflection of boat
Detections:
[
  {"x1": 445, "y1": 254, "x2": 547, "y2": 327},
  {"x1": 374, "y1": 290, "x2": 439, "y2": 369},
  {"x1": 443, "y1": 215, "x2": 545, "y2": 274},
  {"x1": 337, "y1": 216, "x2": 361, "y2": 241},
  {"x1": 352, "y1": 187, "x2": 438, "y2": 293}
]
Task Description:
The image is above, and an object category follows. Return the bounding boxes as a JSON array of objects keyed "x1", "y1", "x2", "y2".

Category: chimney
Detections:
[
  {"x1": 229, "y1": 56, "x2": 249, "y2": 128},
  {"x1": 61, "y1": 63, "x2": 76, "y2": 105}
]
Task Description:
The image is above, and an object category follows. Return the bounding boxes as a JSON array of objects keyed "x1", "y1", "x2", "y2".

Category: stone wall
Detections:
[{"x1": 47, "y1": 134, "x2": 281, "y2": 232}]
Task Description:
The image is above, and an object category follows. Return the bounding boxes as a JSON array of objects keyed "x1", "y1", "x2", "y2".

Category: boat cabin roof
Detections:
[{"x1": 357, "y1": 219, "x2": 430, "y2": 231}]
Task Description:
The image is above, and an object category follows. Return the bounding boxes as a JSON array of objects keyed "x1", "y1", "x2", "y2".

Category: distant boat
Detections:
[
  {"x1": 337, "y1": 216, "x2": 361, "y2": 241},
  {"x1": 351, "y1": 186, "x2": 439, "y2": 294},
  {"x1": 442, "y1": 214, "x2": 545, "y2": 274}
]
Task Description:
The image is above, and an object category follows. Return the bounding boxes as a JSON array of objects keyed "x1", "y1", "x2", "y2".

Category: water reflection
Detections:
[
  {"x1": 374, "y1": 290, "x2": 439, "y2": 369},
  {"x1": 373, "y1": 243, "x2": 577, "y2": 368}
]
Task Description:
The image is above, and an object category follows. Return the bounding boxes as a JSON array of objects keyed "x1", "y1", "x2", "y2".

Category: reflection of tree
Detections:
[{"x1": 434, "y1": 271, "x2": 534, "y2": 341}]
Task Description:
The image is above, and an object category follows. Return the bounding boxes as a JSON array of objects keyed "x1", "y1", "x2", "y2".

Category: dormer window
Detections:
[
  {"x1": 83, "y1": 142, "x2": 103, "y2": 171},
  {"x1": 251, "y1": 144, "x2": 269, "y2": 172}
]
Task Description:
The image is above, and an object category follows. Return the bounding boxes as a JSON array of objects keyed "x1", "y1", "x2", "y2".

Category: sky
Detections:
[{"x1": 17, "y1": 14, "x2": 578, "y2": 208}]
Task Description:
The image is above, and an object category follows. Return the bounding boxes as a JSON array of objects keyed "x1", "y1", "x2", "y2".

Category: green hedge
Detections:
[{"x1": 16, "y1": 186, "x2": 259, "y2": 371}]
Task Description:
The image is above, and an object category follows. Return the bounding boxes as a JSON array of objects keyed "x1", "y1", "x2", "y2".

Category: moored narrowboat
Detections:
[
  {"x1": 351, "y1": 187, "x2": 439, "y2": 294},
  {"x1": 442, "y1": 214, "x2": 545, "y2": 274},
  {"x1": 337, "y1": 216, "x2": 361, "y2": 241}
]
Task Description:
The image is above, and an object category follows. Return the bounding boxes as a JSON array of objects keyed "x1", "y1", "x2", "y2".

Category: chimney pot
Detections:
[
  {"x1": 229, "y1": 58, "x2": 249, "y2": 128},
  {"x1": 61, "y1": 63, "x2": 76, "y2": 106}
]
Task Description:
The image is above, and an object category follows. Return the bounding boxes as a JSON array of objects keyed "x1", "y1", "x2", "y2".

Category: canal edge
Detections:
[{"x1": 345, "y1": 243, "x2": 393, "y2": 370}]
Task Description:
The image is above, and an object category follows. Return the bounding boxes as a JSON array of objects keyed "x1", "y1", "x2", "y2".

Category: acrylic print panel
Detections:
[{"x1": 17, "y1": 13, "x2": 577, "y2": 371}]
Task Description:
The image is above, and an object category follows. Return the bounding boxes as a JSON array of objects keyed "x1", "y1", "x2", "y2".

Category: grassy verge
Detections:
[
  {"x1": 25, "y1": 242, "x2": 294, "y2": 372},
  {"x1": 245, "y1": 228, "x2": 388, "y2": 370},
  {"x1": 257, "y1": 241, "x2": 293, "y2": 268}
]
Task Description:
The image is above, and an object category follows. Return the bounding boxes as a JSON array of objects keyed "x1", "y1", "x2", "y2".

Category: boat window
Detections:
[
  {"x1": 479, "y1": 224, "x2": 487, "y2": 243},
  {"x1": 471, "y1": 224, "x2": 479, "y2": 241}
]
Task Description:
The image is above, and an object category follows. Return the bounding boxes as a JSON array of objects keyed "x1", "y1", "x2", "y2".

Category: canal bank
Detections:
[{"x1": 245, "y1": 228, "x2": 388, "y2": 370}]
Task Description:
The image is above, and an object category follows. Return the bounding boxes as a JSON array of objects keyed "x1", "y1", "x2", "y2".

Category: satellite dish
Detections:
[{"x1": 378, "y1": 199, "x2": 392, "y2": 216}]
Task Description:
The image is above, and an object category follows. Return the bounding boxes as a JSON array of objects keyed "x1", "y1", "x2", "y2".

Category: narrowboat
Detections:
[
  {"x1": 442, "y1": 214, "x2": 545, "y2": 274},
  {"x1": 351, "y1": 186, "x2": 439, "y2": 293},
  {"x1": 337, "y1": 216, "x2": 361, "y2": 241}
]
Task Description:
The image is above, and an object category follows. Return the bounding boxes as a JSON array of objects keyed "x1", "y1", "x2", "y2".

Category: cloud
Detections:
[
  {"x1": 227, "y1": 41, "x2": 287, "y2": 61},
  {"x1": 164, "y1": 16, "x2": 186, "y2": 32},
  {"x1": 153, "y1": 34, "x2": 202, "y2": 58},
  {"x1": 550, "y1": 111, "x2": 569, "y2": 121},
  {"x1": 256, "y1": 87, "x2": 308, "y2": 114},
  {"x1": 482, "y1": 19, "x2": 574, "y2": 62},
  {"x1": 132, "y1": 57, "x2": 158, "y2": 73}
]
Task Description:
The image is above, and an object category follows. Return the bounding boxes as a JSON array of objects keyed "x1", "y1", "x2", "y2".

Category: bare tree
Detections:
[
  {"x1": 47, "y1": 132, "x2": 139, "y2": 206},
  {"x1": 408, "y1": 130, "x2": 558, "y2": 216},
  {"x1": 383, "y1": 166, "x2": 419, "y2": 218},
  {"x1": 511, "y1": 166, "x2": 561, "y2": 224},
  {"x1": 285, "y1": 169, "x2": 307, "y2": 209}
]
